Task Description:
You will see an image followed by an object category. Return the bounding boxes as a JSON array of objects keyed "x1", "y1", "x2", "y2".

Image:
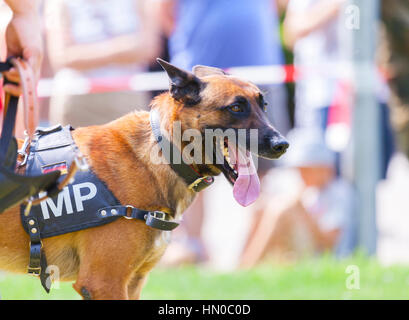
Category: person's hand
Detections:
[{"x1": 3, "y1": 11, "x2": 43, "y2": 96}]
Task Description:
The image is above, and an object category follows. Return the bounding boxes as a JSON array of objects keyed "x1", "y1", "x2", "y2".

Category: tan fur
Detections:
[{"x1": 0, "y1": 72, "x2": 275, "y2": 299}]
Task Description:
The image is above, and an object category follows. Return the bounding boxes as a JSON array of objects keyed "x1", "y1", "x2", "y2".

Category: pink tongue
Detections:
[{"x1": 228, "y1": 143, "x2": 260, "y2": 207}]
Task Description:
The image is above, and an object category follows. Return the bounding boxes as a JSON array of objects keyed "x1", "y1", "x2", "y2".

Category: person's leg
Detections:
[
  {"x1": 183, "y1": 193, "x2": 205, "y2": 247},
  {"x1": 240, "y1": 207, "x2": 280, "y2": 268},
  {"x1": 240, "y1": 198, "x2": 316, "y2": 267},
  {"x1": 239, "y1": 204, "x2": 269, "y2": 266},
  {"x1": 159, "y1": 193, "x2": 208, "y2": 266},
  {"x1": 318, "y1": 106, "x2": 330, "y2": 131},
  {"x1": 178, "y1": 192, "x2": 208, "y2": 262}
]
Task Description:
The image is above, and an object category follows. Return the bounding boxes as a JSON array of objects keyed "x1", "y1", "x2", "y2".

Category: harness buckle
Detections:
[
  {"x1": 152, "y1": 211, "x2": 166, "y2": 220},
  {"x1": 17, "y1": 132, "x2": 30, "y2": 167},
  {"x1": 145, "y1": 210, "x2": 179, "y2": 231},
  {"x1": 27, "y1": 266, "x2": 41, "y2": 276},
  {"x1": 27, "y1": 240, "x2": 43, "y2": 276}
]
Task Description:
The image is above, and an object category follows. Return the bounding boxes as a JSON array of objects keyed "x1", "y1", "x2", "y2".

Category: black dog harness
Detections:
[{"x1": 20, "y1": 124, "x2": 179, "y2": 292}]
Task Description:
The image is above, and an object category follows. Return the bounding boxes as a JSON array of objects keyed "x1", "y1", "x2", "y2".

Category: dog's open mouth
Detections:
[
  {"x1": 219, "y1": 138, "x2": 238, "y2": 185},
  {"x1": 215, "y1": 138, "x2": 260, "y2": 207}
]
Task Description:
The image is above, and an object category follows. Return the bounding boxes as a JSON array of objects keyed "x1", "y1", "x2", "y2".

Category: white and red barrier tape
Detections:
[
  {"x1": 36, "y1": 63, "x2": 387, "y2": 98},
  {"x1": 37, "y1": 65, "x2": 298, "y2": 98}
]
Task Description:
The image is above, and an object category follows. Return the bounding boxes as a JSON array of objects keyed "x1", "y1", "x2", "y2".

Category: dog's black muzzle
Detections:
[{"x1": 257, "y1": 130, "x2": 289, "y2": 160}]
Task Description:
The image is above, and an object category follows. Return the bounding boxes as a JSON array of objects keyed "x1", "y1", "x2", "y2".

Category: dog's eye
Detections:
[
  {"x1": 229, "y1": 104, "x2": 244, "y2": 113},
  {"x1": 224, "y1": 96, "x2": 250, "y2": 116}
]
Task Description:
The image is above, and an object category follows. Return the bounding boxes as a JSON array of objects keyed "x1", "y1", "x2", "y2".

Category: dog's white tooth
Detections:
[
  {"x1": 224, "y1": 150, "x2": 231, "y2": 163},
  {"x1": 223, "y1": 145, "x2": 229, "y2": 158}
]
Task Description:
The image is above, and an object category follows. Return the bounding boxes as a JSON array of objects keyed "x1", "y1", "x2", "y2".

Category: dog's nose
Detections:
[
  {"x1": 258, "y1": 133, "x2": 289, "y2": 159},
  {"x1": 269, "y1": 138, "x2": 289, "y2": 156}
]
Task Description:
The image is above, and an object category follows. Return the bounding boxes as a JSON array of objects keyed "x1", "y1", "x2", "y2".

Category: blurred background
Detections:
[{"x1": 1, "y1": 0, "x2": 409, "y2": 299}]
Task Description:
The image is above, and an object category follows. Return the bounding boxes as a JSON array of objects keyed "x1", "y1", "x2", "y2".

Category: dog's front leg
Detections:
[
  {"x1": 73, "y1": 276, "x2": 129, "y2": 300},
  {"x1": 71, "y1": 220, "x2": 153, "y2": 300},
  {"x1": 127, "y1": 273, "x2": 148, "y2": 300},
  {"x1": 73, "y1": 261, "x2": 130, "y2": 300}
]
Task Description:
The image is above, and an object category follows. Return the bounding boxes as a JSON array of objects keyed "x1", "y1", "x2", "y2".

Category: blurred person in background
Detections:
[
  {"x1": 283, "y1": 0, "x2": 348, "y2": 132},
  {"x1": 375, "y1": 1, "x2": 409, "y2": 264},
  {"x1": 284, "y1": 0, "x2": 394, "y2": 180},
  {"x1": 380, "y1": 0, "x2": 409, "y2": 160},
  {"x1": 44, "y1": 0, "x2": 161, "y2": 127},
  {"x1": 157, "y1": 0, "x2": 290, "y2": 267},
  {"x1": 240, "y1": 129, "x2": 355, "y2": 267}
]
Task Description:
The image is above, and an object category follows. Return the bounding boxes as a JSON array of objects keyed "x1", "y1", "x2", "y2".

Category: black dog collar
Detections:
[{"x1": 149, "y1": 109, "x2": 214, "y2": 192}]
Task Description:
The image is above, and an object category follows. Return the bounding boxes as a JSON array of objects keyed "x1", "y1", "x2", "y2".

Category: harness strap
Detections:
[
  {"x1": 149, "y1": 109, "x2": 214, "y2": 192},
  {"x1": 25, "y1": 215, "x2": 50, "y2": 293},
  {"x1": 97, "y1": 205, "x2": 179, "y2": 231}
]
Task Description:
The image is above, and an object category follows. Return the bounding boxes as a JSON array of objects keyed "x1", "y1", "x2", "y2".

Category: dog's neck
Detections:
[{"x1": 72, "y1": 98, "x2": 198, "y2": 219}]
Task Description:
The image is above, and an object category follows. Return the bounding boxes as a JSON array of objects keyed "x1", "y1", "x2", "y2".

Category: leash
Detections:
[{"x1": 149, "y1": 108, "x2": 214, "y2": 192}]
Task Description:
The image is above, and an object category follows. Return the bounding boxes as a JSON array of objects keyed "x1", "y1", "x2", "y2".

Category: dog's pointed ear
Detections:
[
  {"x1": 192, "y1": 65, "x2": 227, "y2": 77},
  {"x1": 157, "y1": 58, "x2": 204, "y2": 105}
]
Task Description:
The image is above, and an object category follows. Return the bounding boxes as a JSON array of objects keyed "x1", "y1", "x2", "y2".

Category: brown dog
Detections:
[{"x1": 0, "y1": 59, "x2": 288, "y2": 299}]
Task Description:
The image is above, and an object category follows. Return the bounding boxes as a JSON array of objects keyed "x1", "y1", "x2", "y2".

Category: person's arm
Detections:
[
  {"x1": 46, "y1": 0, "x2": 161, "y2": 71},
  {"x1": 3, "y1": 0, "x2": 42, "y2": 95},
  {"x1": 4, "y1": 0, "x2": 39, "y2": 15},
  {"x1": 294, "y1": 198, "x2": 340, "y2": 251},
  {"x1": 299, "y1": 206, "x2": 340, "y2": 250},
  {"x1": 275, "y1": 0, "x2": 289, "y2": 15},
  {"x1": 283, "y1": 0, "x2": 346, "y2": 49},
  {"x1": 158, "y1": 0, "x2": 177, "y2": 37}
]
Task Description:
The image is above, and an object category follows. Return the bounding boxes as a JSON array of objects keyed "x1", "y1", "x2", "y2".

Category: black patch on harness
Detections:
[{"x1": 20, "y1": 125, "x2": 121, "y2": 238}]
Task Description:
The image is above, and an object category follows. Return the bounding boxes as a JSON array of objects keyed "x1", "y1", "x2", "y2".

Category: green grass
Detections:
[{"x1": 1, "y1": 254, "x2": 409, "y2": 300}]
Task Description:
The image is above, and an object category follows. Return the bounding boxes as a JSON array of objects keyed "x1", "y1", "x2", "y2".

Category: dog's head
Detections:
[{"x1": 154, "y1": 58, "x2": 289, "y2": 206}]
